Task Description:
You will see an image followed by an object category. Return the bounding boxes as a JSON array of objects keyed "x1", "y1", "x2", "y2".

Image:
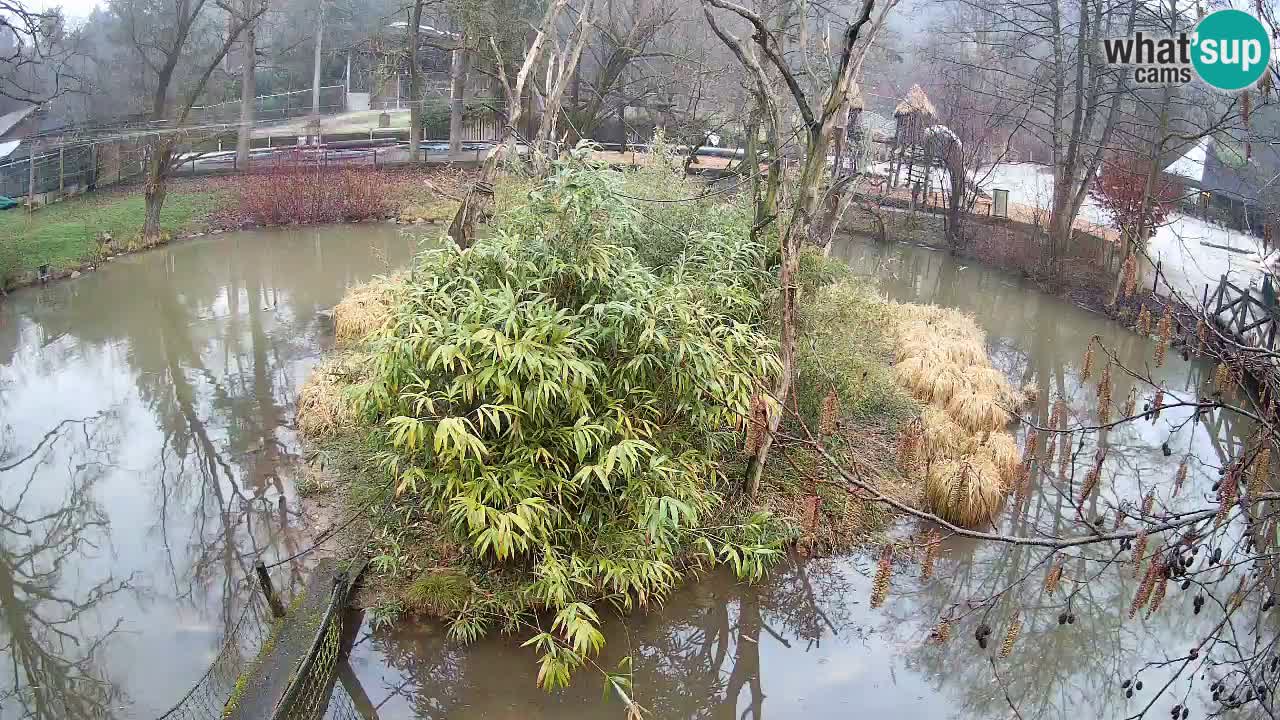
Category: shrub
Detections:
[
  {"x1": 348, "y1": 152, "x2": 786, "y2": 686},
  {"x1": 233, "y1": 157, "x2": 394, "y2": 226}
]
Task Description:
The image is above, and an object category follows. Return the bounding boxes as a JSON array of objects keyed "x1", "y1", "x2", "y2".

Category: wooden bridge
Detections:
[
  {"x1": 1204, "y1": 274, "x2": 1280, "y2": 442},
  {"x1": 1206, "y1": 275, "x2": 1280, "y2": 351}
]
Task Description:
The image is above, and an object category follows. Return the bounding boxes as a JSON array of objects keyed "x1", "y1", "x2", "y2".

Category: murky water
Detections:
[
  {"x1": 0, "y1": 224, "x2": 431, "y2": 718},
  {"x1": 0, "y1": 229, "x2": 1253, "y2": 719}
]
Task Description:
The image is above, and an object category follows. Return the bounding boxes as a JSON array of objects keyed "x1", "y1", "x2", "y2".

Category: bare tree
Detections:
[
  {"x1": 944, "y1": 0, "x2": 1138, "y2": 277},
  {"x1": 235, "y1": 0, "x2": 262, "y2": 169},
  {"x1": 703, "y1": 0, "x2": 890, "y2": 496},
  {"x1": 112, "y1": 0, "x2": 267, "y2": 242},
  {"x1": 0, "y1": 0, "x2": 78, "y2": 104},
  {"x1": 446, "y1": 0, "x2": 572, "y2": 247},
  {"x1": 530, "y1": 0, "x2": 595, "y2": 170}
]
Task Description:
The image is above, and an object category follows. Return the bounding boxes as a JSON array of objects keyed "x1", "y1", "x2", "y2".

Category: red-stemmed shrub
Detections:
[
  {"x1": 232, "y1": 153, "x2": 395, "y2": 226},
  {"x1": 1090, "y1": 158, "x2": 1183, "y2": 239}
]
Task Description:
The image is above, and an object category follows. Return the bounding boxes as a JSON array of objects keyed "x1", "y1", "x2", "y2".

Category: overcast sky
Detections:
[{"x1": 45, "y1": 0, "x2": 100, "y2": 21}]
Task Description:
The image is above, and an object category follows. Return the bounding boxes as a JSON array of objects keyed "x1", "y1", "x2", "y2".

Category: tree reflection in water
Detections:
[
  {"x1": 354, "y1": 559, "x2": 867, "y2": 720},
  {"x1": 0, "y1": 413, "x2": 129, "y2": 719}
]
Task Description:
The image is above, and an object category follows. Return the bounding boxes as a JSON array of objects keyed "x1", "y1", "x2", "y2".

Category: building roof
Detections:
[
  {"x1": 860, "y1": 111, "x2": 894, "y2": 138},
  {"x1": 1164, "y1": 137, "x2": 1209, "y2": 182},
  {"x1": 894, "y1": 84, "x2": 936, "y2": 117},
  {"x1": 0, "y1": 104, "x2": 36, "y2": 140}
]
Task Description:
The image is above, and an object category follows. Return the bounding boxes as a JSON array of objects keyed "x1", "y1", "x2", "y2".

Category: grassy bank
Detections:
[
  {"x1": 0, "y1": 186, "x2": 228, "y2": 282},
  {"x1": 0, "y1": 167, "x2": 466, "y2": 292}
]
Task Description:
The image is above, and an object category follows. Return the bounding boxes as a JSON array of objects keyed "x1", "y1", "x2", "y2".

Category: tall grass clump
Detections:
[
  {"x1": 345, "y1": 151, "x2": 786, "y2": 687},
  {"x1": 890, "y1": 303, "x2": 1022, "y2": 526}
]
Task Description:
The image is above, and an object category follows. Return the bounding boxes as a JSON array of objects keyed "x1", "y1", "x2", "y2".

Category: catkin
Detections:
[
  {"x1": 1120, "y1": 255, "x2": 1138, "y2": 299},
  {"x1": 1154, "y1": 306, "x2": 1173, "y2": 367},
  {"x1": 922, "y1": 530, "x2": 940, "y2": 580},
  {"x1": 1217, "y1": 465, "x2": 1238, "y2": 529},
  {"x1": 1174, "y1": 458, "x2": 1189, "y2": 497},
  {"x1": 871, "y1": 544, "x2": 893, "y2": 608},
  {"x1": 1252, "y1": 447, "x2": 1272, "y2": 499},
  {"x1": 746, "y1": 393, "x2": 766, "y2": 454},
  {"x1": 1081, "y1": 341, "x2": 1095, "y2": 382},
  {"x1": 1141, "y1": 490, "x2": 1155, "y2": 517},
  {"x1": 1078, "y1": 465, "x2": 1100, "y2": 513},
  {"x1": 1058, "y1": 431, "x2": 1073, "y2": 478},
  {"x1": 897, "y1": 420, "x2": 922, "y2": 475},
  {"x1": 1132, "y1": 530, "x2": 1149, "y2": 578},
  {"x1": 1198, "y1": 319, "x2": 1209, "y2": 347},
  {"x1": 1098, "y1": 363, "x2": 1113, "y2": 424},
  {"x1": 1044, "y1": 557, "x2": 1064, "y2": 594},
  {"x1": 1213, "y1": 363, "x2": 1231, "y2": 395},
  {"x1": 819, "y1": 389, "x2": 840, "y2": 437},
  {"x1": 933, "y1": 618, "x2": 952, "y2": 644},
  {"x1": 1129, "y1": 559, "x2": 1159, "y2": 618},
  {"x1": 1152, "y1": 389, "x2": 1165, "y2": 416},
  {"x1": 1123, "y1": 387, "x2": 1137, "y2": 419},
  {"x1": 999, "y1": 610, "x2": 1022, "y2": 658},
  {"x1": 1137, "y1": 305, "x2": 1152, "y2": 335},
  {"x1": 1147, "y1": 572, "x2": 1169, "y2": 617}
]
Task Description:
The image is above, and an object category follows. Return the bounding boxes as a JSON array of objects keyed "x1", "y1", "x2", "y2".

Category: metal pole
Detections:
[{"x1": 255, "y1": 561, "x2": 287, "y2": 618}]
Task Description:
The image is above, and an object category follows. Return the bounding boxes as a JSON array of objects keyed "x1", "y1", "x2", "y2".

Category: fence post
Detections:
[
  {"x1": 255, "y1": 561, "x2": 287, "y2": 618},
  {"x1": 58, "y1": 146, "x2": 65, "y2": 195},
  {"x1": 27, "y1": 139, "x2": 38, "y2": 209}
]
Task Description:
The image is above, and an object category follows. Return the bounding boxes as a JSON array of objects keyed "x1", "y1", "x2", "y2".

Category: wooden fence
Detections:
[{"x1": 1206, "y1": 275, "x2": 1280, "y2": 351}]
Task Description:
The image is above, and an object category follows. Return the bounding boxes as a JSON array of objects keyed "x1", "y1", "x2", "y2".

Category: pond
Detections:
[
  {"x1": 0, "y1": 228, "x2": 1251, "y2": 719},
  {"x1": 0, "y1": 224, "x2": 430, "y2": 718}
]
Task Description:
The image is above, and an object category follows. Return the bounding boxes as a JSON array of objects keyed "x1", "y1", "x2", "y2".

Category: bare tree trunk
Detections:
[
  {"x1": 532, "y1": 0, "x2": 595, "y2": 174},
  {"x1": 311, "y1": 0, "x2": 324, "y2": 119},
  {"x1": 235, "y1": 10, "x2": 257, "y2": 171},
  {"x1": 448, "y1": 48, "x2": 469, "y2": 155},
  {"x1": 407, "y1": 0, "x2": 424, "y2": 162},
  {"x1": 447, "y1": 0, "x2": 571, "y2": 247},
  {"x1": 143, "y1": 140, "x2": 174, "y2": 243}
]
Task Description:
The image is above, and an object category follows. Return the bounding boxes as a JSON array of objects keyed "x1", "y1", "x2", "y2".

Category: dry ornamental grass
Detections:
[{"x1": 891, "y1": 303, "x2": 1021, "y2": 526}]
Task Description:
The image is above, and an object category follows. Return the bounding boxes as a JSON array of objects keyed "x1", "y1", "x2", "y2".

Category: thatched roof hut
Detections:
[{"x1": 894, "y1": 84, "x2": 936, "y2": 118}]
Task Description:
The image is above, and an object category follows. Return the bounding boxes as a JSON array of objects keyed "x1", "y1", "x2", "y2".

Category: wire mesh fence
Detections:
[
  {"x1": 192, "y1": 86, "x2": 348, "y2": 125},
  {"x1": 153, "y1": 595, "x2": 274, "y2": 720},
  {"x1": 270, "y1": 573, "x2": 352, "y2": 720}
]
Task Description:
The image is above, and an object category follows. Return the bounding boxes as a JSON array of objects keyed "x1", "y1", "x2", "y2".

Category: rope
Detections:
[{"x1": 261, "y1": 506, "x2": 370, "y2": 569}]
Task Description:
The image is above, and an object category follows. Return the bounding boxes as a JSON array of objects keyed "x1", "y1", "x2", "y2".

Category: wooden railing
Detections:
[{"x1": 1207, "y1": 275, "x2": 1280, "y2": 351}]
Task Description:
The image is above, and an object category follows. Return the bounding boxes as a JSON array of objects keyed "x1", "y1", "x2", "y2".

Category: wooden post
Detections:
[
  {"x1": 255, "y1": 561, "x2": 287, "y2": 618},
  {"x1": 58, "y1": 146, "x2": 65, "y2": 195},
  {"x1": 26, "y1": 139, "x2": 38, "y2": 210}
]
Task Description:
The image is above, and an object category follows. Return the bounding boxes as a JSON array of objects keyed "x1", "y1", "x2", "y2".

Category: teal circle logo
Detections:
[{"x1": 1192, "y1": 9, "x2": 1271, "y2": 91}]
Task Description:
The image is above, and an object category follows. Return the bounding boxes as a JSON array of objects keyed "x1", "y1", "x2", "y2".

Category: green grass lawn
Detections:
[{"x1": 0, "y1": 188, "x2": 227, "y2": 282}]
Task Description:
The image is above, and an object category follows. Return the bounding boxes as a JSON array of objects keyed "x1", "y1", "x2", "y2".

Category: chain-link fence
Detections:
[{"x1": 0, "y1": 135, "x2": 152, "y2": 205}]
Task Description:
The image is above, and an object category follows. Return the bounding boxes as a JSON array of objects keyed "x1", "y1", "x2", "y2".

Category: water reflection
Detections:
[
  {"x1": 0, "y1": 225, "x2": 431, "y2": 717},
  {"x1": 348, "y1": 238, "x2": 1259, "y2": 720},
  {"x1": 0, "y1": 413, "x2": 127, "y2": 719}
]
